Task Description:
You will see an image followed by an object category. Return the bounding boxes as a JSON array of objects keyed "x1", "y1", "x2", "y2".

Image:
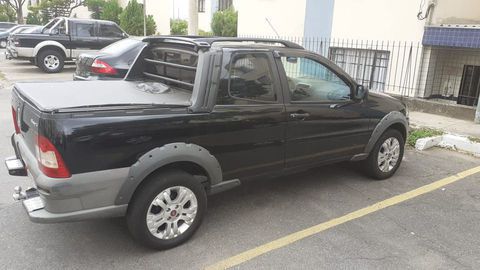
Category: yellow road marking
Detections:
[{"x1": 205, "y1": 165, "x2": 480, "y2": 270}]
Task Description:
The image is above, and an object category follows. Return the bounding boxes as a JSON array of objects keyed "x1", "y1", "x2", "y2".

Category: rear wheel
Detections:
[
  {"x1": 126, "y1": 169, "x2": 207, "y2": 250},
  {"x1": 37, "y1": 49, "x2": 64, "y2": 73},
  {"x1": 363, "y1": 129, "x2": 405, "y2": 180}
]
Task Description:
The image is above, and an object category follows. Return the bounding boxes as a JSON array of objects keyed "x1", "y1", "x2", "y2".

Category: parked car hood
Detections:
[{"x1": 14, "y1": 80, "x2": 192, "y2": 112}]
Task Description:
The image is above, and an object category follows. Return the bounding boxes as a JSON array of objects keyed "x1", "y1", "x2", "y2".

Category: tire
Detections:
[
  {"x1": 37, "y1": 49, "x2": 64, "y2": 73},
  {"x1": 363, "y1": 129, "x2": 405, "y2": 180},
  {"x1": 126, "y1": 169, "x2": 207, "y2": 250}
]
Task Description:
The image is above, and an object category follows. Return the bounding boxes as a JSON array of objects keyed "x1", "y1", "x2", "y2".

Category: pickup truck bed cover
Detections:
[{"x1": 14, "y1": 80, "x2": 192, "y2": 112}]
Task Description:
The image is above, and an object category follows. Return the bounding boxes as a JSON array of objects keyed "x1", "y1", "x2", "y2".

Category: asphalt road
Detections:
[{"x1": 0, "y1": 55, "x2": 480, "y2": 270}]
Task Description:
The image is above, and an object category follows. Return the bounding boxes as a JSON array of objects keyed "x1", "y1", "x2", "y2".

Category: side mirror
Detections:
[
  {"x1": 122, "y1": 32, "x2": 128, "y2": 38},
  {"x1": 355, "y1": 85, "x2": 368, "y2": 100}
]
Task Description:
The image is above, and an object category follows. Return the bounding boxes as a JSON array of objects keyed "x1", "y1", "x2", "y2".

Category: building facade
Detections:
[{"x1": 235, "y1": 0, "x2": 480, "y2": 111}]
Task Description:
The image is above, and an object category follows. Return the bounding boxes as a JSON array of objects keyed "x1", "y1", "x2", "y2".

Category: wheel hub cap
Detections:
[
  {"x1": 44, "y1": 55, "x2": 59, "y2": 69},
  {"x1": 146, "y1": 186, "x2": 198, "y2": 240},
  {"x1": 378, "y1": 137, "x2": 400, "y2": 173}
]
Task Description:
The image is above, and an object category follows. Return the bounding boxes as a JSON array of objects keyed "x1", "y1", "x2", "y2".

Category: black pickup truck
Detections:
[
  {"x1": 5, "y1": 17, "x2": 127, "y2": 73},
  {"x1": 6, "y1": 37, "x2": 408, "y2": 250}
]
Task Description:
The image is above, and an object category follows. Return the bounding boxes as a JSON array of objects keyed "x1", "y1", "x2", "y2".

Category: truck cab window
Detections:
[
  {"x1": 280, "y1": 56, "x2": 351, "y2": 102},
  {"x1": 218, "y1": 53, "x2": 276, "y2": 105},
  {"x1": 99, "y1": 24, "x2": 123, "y2": 38},
  {"x1": 76, "y1": 23, "x2": 95, "y2": 37}
]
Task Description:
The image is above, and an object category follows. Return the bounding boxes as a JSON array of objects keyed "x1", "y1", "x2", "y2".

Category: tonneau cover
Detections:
[{"x1": 14, "y1": 80, "x2": 192, "y2": 112}]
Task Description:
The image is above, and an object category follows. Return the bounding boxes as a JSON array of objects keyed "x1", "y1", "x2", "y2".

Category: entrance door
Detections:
[{"x1": 458, "y1": 65, "x2": 480, "y2": 106}]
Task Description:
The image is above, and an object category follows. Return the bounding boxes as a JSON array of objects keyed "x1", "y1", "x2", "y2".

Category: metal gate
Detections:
[{"x1": 458, "y1": 65, "x2": 480, "y2": 106}]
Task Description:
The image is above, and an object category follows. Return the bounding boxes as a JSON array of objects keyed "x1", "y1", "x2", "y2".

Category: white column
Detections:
[{"x1": 188, "y1": 0, "x2": 199, "y2": 35}]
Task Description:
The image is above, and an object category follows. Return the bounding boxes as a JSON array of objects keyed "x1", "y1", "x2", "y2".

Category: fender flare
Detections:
[
  {"x1": 364, "y1": 111, "x2": 409, "y2": 154},
  {"x1": 33, "y1": 40, "x2": 68, "y2": 58},
  {"x1": 114, "y1": 143, "x2": 223, "y2": 205}
]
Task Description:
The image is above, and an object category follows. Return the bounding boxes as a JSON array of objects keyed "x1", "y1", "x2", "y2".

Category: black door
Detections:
[
  {"x1": 458, "y1": 65, "x2": 480, "y2": 106},
  {"x1": 71, "y1": 21, "x2": 99, "y2": 58},
  {"x1": 205, "y1": 51, "x2": 287, "y2": 180},
  {"x1": 277, "y1": 52, "x2": 371, "y2": 168}
]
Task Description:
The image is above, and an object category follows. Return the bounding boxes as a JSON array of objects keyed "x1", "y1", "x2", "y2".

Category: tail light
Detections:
[
  {"x1": 11, "y1": 106, "x2": 20, "y2": 134},
  {"x1": 36, "y1": 135, "x2": 71, "y2": 178},
  {"x1": 90, "y1": 59, "x2": 117, "y2": 75}
]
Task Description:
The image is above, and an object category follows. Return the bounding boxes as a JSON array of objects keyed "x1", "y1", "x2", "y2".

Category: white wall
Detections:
[
  {"x1": 237, "y1": 0, "x2": 307, "y2": 37},
  {"x1": 430, "y1": 0, "x2": 480, "y2": 25},
  {"x1": 148, "y1": 0, "x2": 172, "y2": 34},
  {"x1": 198, "y1": 0, "x2": 213, "y2": 32},
  {"x1": 70, "y1": 6, "x2": 92, "y2": 19},
  {"x1": 331, "y1": 0, "x2": 426, "y2": 41}
]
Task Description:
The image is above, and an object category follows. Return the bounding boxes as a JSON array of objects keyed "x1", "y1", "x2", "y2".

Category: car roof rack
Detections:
[
  {"x1": 195, "y1": 37, "x2": 304, "y2": 49},
  {"x1": 143, "y1": 36, "x2": 304, "y2": 50}
]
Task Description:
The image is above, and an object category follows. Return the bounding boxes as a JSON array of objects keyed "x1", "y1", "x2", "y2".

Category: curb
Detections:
[{"x1": 415, "y1": 134, "x2": 480, "y2": 157}]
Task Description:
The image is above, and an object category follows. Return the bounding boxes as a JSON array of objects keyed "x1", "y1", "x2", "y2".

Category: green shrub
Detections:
[
  {"x1": 198, "y1": 29, "x2": 213, "y2": 36},
  {"x1": 170, "y1": 19, "x2": 187, "y2": 35},
  {"x1": 211, "y1": 7, "x2": 237, "y2": 37},
  {"x1": 26, "y1": 9, "x2": 43, "y2": 25}
]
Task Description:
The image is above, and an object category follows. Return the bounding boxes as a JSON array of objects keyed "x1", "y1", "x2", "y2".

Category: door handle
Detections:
[{"x1": 290, "y1": 112, "x2": 310, "y2": 119}]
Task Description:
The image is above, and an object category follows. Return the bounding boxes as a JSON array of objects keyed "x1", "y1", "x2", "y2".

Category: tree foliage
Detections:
[
  {"x1": 211, "y1": 7, "x2": 237, "y2": 37},
  {"x1": 0, "y1": 0, "x2": 27, "y2": 23},
  {"x1": 170, "y1": 19, "x2": 187, "y2": 35},
  {"x1": 0, "y1": 2, "x2": 16, "y2": 22},
  {"x1": 26, "y1": 7, "x2": 43, "y2": 24},
  {"x1": 35, "y1": 0, "x2": 86, "y2": 21},
  {"x1": 100, "y1": 0, "x2": 122, "y2": 24},
  {"x1": 119, "y1": 0, "x2": 156, "y2": 36},
  {"x1": 85, "y1": 0, "x2": 104, "y2": 19}
]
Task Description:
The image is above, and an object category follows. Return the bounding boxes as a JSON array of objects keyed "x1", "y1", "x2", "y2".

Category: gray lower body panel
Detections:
[
  {"x1": 11, "y1": 134, "x2": 130, "y2": 222},
  {"x1": 23, "y1": 197, "x2": 127, "y2": 223}
]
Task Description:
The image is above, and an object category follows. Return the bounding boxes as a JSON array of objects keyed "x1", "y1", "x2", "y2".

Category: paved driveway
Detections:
[{"x1": 0, "y1": 55, "x2": 479, "y2": 270}]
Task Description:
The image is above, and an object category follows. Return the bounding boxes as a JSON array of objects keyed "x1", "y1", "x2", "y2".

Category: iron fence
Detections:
[{"x1": 241, "y1": 35, "x2": 480, "y2": 107}]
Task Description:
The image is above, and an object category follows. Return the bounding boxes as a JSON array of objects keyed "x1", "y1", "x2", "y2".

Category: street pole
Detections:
[
  {"x1": 475, "y1": 92, "x2": 480, "y2": 124},
  {"x1": 143, "y1": 0, "x2": 147, "y2": 36}
]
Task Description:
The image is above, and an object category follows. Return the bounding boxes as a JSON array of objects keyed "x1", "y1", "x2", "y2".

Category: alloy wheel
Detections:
[
  {"x1": 146, "y1": 186, "x2": 198, "y2": 240},
  {"x1": 377, "y1": 137, "x2": 401, "y2": 172}
]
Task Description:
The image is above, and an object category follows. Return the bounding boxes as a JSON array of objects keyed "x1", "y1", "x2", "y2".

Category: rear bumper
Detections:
[
  {"x1": 23, "y1": 193, "x2": 127, "y2": 223},
  {"x1": 8, "y1": 133, "x2": 129, "y2": 223}
]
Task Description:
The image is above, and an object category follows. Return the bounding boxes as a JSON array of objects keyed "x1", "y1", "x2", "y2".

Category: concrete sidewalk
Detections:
[{"x1": 409, "y1": 111, "x2": 480, "y2": 138}]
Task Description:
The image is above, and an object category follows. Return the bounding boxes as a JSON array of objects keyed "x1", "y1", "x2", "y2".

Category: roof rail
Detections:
[
  {"x1": 198, "y1": 38, "x2": 304, "y2": 49},
  {"x1": 143, "y1": 36, "x2": 304, "y2": 50},
  {"x1": 143, "y1": 36, "x2": 211, "y2": 51}
]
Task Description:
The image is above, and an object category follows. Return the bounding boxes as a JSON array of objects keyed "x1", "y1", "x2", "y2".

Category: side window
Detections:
[
  {"x1": 76, "y1": 23, "x2": 95, "y2": 37},
  {"x1": 99, "y1": 24, "x2": 123, "y2": 38},
  {"x1": 218, "y1": 53, "x2": 276, "y2": 105},
  {"x1": 280, "y1": 56, "x2": 351, "y2": 102}
]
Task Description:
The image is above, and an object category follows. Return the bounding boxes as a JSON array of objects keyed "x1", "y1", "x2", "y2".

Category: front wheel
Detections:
[
  {"x1": 126, "y1": 169, "x2": 207, "y2": 250},
  {"x1": 363, "y1": 129, "x2": 405, "y2": 180},
  {"x1": 37, "y1": 49, "x2": 64, "y2": 73}
]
